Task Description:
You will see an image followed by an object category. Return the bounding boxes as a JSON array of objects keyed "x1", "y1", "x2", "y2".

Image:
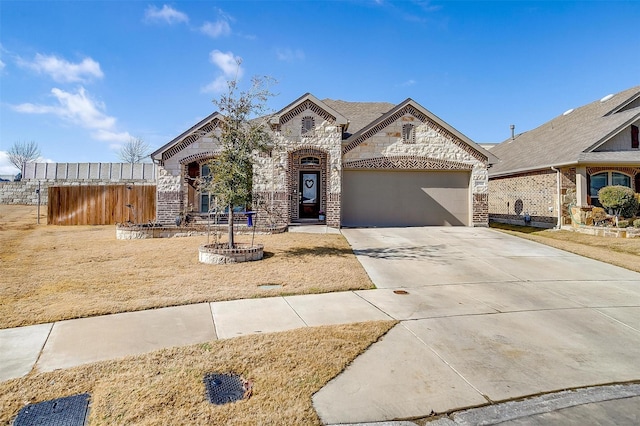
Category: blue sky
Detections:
[{"x1": 1, "y1": 0, "x2": 639, "y2": 174}]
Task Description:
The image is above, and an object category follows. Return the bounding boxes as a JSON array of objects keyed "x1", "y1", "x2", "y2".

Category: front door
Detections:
[{"x1": 299, "y1": 171, "x2": 320, "y2": 218}]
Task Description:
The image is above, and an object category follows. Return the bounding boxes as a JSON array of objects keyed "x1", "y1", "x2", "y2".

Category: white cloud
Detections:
[
  {"x1": 276, "y1": 48, "x2": 305, "y2": 62},
  {"x1": 202, "y1": 75, "x2": 229, "y2": 94},
  {"x1": 18, "y1": 54, "x2": 103, "y2": 83},
  {"x1": 202, "y1": 50, "x2": 243, "y2": 93},
  {"x1": 12, "y1": 87, "x2": 130, "y2": 143},
  {"x1": 0, "y1": 58, "x2": 5, "y2": 72},
  {"x1": 399, "y1": 79, "x2": 416, "y2": 87},
  {"x1": 144, "y1": 4, "x2": 189, "y2": 25},
  {"x1": 0, "y1": 151, "x2": 19, "y2": 175},
  {"x1": 93, "y1": 129, "x2": 132, "y2": 143},
  {"x1": 200, "y1": 20, "x2": 231, "y2": 38}
]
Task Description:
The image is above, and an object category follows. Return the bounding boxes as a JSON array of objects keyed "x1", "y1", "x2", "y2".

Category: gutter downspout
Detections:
[{"x1": 551, "y1": 167, "x2": 562, "y2": 229}]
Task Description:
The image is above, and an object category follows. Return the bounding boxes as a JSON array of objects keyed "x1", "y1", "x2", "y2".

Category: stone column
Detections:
[{"x1": 575, "y1": 166, "x2": 588, "y2": 206}]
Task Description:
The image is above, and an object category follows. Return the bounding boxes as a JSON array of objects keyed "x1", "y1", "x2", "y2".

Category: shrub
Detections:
[
  {"x1": 598, "y1": 186, "x2": 638, "y2": 218},
  {"x1": 634, "y1": 219, "x2": 640, "y2": 228},
  {"x1": 591, "y1": 207, "x2": 608, "y2": 225},
  {"x1": 617, "y1": 219, "x2": 630, "y2": 228}
]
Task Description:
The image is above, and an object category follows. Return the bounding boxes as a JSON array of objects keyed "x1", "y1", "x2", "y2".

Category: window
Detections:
[
  {"x1": 402, "y1": 124, "x2": 415, "y2": 144},
  {"x1": 300, "y1": 156, "x2": 320, "y2": 166},
  {"x1": 632, "y1": 125, "x2": 639, "y2": 149},
  {"x1": 589, "y1": 171, "x2": 632, "y2": 206},
  {"x1": 301, "y1": 116, "x2": 315, "y2": 136},
  {"x1": 200, "y1": 164, "x2": 212, "y2": 213}
]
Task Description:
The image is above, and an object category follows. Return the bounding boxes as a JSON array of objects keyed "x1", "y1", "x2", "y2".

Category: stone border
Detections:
[
  {"x1": 116, "y1": 224, "x2": 287, "y2": 240},
  {"x1": 199, "y1": 243, "x2": 264, "y2": 264},
  {"x1": 562, "y1": 224, "x2": 640, "y2": 238}
]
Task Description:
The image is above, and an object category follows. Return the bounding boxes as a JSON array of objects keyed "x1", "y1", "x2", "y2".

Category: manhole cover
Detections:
[
  {"x1": 14, "y1": 393, "x2": 90, "y2": 426},
  {"x1": 204, "y1": 373, "x2": 252, "y2": 405},
  {"x1": 393, "y1": 290, "x2": 409, "y2": 295}
]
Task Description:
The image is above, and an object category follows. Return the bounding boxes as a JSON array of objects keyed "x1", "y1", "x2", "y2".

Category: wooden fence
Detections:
[{"x1": 48, "y1": 185, "x2": 156, "y2": 225}]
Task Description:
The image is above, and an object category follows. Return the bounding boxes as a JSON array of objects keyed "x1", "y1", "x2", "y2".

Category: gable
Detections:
[
  {"x1": 270, "y1": 93, "x2": 348, "y2": 132},
  {"x1": 151, "y1": 112, "x2": 224, "y2": 164},
  {"x1": 342, "y1": 99, "x2": 492, "y2": 164}
]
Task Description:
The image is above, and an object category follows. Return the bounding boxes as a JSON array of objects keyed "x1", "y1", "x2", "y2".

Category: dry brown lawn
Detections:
[
  {"x1": 491, "y1": 223, "x2": 640, "y2": 273},
  {"x1": 0, "y1": 321, "x2": 396, "y2": 425},
  {"x1": 0, "y1": 205, "x2": 374, "y2": 329}
]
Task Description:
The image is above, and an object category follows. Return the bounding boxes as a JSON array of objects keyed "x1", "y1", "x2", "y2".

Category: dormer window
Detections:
[
  {"x1": 402, "y1": 124, "x2": 415, "y2": 144},
  {"x1": 301, "y1": 116, "x2": 315, "y2": 136},
  {"x1": 300, "y1": 156, "x2": 320, "y2": 166}
]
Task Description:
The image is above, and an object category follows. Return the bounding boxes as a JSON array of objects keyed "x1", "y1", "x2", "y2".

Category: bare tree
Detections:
[
  {"x1": 8, "y1": 140, "x2": 41, "y2": 171},
  {"x1": 118, "y1": 137, "x2": 151, "y2": 163},
  {"x1": 199, "y1": 75, "x2": 276, "y2": 248}
]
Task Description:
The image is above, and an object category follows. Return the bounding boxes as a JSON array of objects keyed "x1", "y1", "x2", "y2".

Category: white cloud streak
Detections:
[
  {"x1": 276, "y1": 48, "x2": 305, "y2": 62},
  {"x1": 201, "y1": 50, "x2": 243, "y2": 93},
  {"x1": 200, "y1": 20, "x2": 231, "y2": 38},
  {"x1": 12, "y1": 87, "x2": 131, "y2": 143},
  {"x1": 18, "y1": 54, "x2": 104, "y2": 83},
  {"x1": 0, "y1": 151, "x2": 19, "y2": 175},
  {"x1": 144, "y1": 4, "x2": 189, "y2": 25}
]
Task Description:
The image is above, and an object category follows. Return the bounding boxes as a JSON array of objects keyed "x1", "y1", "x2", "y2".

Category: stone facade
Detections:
[{"x1": 152, "y1": 95, "x2": 492, "y2": 228}]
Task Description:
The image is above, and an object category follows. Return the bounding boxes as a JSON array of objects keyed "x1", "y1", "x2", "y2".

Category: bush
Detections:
[
  {"x1": 591, "y1": 207, "x2": 608, "y2": 225},
  {"x1": 634, "y1": 219, "x2": 640, "y2": 228},
  {"x1": 617, "y1": 219, "x2": 630, "y2": 228},
  {"x1": 598, "y1": 186, "x2": 638, "y2": 218}
]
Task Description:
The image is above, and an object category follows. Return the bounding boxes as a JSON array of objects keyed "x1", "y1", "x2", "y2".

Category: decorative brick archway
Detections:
[{"x1": 287, "y1": 147, "x2": 329, "y2": 221}]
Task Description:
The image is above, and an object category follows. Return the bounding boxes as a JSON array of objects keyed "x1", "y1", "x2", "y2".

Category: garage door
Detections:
[{"x1": 341, "y1": 170, "x2": 470, "y2": 227}]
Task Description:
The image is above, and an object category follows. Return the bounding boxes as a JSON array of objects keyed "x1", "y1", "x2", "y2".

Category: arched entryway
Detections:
[{"x1": 288, "y1": 148, "x2": 328, "y2": 222}]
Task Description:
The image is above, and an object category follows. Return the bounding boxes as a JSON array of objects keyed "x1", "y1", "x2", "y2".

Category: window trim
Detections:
[
  {"x1": 300, "y1": 156, "x2": 320, "y2": 166},
  {"x1": 301, "y1": 116, "x2": 315, "y2": 137},
  {"x1": 589, "y1": 170, "x2": 632, "y2": 206},
  {"x1": 402, "y1": 123, "x2": 415, "y2": 144}
]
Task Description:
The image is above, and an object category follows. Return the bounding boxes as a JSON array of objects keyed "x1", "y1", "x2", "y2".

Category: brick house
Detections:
[
  {"x1": 489, "y1": 85, "x2": 640, "y2": 228},
  {"x1": 151, "y1": 93, "x2": 495, "y2": 228}
]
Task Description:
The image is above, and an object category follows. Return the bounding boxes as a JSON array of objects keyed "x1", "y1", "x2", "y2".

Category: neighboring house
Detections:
[
  {"x1": 151, "y1": 93, "x2": 495, "y2": 228},
  {"x1": 489, "y1": 85, "x2": 640, "y2": 228}
]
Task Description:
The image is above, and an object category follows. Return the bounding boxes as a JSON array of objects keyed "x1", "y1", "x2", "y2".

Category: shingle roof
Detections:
[
  {"x1": 321, "y1": 99, "x2": 395, "y2": 136},
  {"x1": 489, "y1": 85, "x2": 640, "y2": 176}
]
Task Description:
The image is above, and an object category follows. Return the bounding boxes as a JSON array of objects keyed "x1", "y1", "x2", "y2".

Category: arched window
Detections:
[
  {"x1": 300, "y1": 156, "x2": 320, "y2": 166},
  {"x1": 589, "y1": 171, "x2": 631, "y2": 206},
  {"x1": 402, "y1": 124, "x2": 415, "y2": 144}
]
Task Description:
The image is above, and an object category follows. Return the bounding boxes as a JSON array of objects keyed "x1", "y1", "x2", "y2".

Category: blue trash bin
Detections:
[{"x1": 246, "y1": 211, "x2": 255, "y2": 227}]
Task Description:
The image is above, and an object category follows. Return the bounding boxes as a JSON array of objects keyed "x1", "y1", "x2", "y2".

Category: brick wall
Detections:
[{"x1": 489, "y1": 169, "x2": 558, "y2": 227}]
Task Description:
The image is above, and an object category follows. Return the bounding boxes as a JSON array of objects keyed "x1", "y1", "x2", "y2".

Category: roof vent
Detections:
[
  {"x1": 562, "y1": 108, "x2": 574, "y2": 116},
  {"x1": 600, "y1": 94, "x2": 614, "y2": 103}
]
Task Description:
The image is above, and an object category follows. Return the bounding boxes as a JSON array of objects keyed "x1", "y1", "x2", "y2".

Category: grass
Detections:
[
  {"x1": 0, "y1": 321, "x2": 397, "y2": 425},
  {"x1": 0, "y1": 205, "x2": 374, "y2": 329},
  {"x1": 490, "y1": 222, "x2": 640, "y2": 273}
]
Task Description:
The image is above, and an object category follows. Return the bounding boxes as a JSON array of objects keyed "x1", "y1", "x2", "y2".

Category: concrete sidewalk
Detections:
[{"x1": 0, "y1": 291, "x2": 391, "y2": 381}]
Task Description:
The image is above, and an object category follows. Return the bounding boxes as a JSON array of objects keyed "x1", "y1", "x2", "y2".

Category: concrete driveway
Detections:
[{"x1": 313, "y1": 227, "x2": 640, "y2": 424}]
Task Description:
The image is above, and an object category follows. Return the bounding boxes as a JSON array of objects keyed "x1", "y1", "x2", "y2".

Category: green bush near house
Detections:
[
  {"x1": 598, "y1": 186, "x2": 638, "y2": 218},
  {"x1": 617, "y1": 219, "x2": 630, "y2": 228},
  {"x1": 634, "y1": 218, "x2": 640, "y2": 228}
]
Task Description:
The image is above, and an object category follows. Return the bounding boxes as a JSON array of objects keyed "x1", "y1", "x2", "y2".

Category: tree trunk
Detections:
[{"x1": 228, "y1": 203, "x2": 235, "y2": 249}]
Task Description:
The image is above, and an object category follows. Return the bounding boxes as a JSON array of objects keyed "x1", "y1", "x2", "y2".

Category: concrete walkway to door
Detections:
[{"x1": 313, "y1": 227, "x2": 640, "y2": 424}]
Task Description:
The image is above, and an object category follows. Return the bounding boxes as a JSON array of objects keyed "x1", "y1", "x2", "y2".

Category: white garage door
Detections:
[{"x1": 341, "y1": 170, "x2": 470, "y2": 227}]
